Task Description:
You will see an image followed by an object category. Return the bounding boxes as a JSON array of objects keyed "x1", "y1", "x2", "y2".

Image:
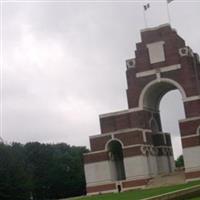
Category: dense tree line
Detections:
[{"x1": 0, "y1": 142, "x2": 88, "y2": 200}]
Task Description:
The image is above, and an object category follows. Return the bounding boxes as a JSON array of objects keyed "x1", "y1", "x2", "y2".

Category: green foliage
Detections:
[
  {"x1": 175, "y1": 155, "x2": 185, "y2": 168},
  {"x1": 0, "y1": 142, "x2": 88, "y2": 200},
  {"x1": 0, "y1": 143, "x2": 31, "y2": 200}
]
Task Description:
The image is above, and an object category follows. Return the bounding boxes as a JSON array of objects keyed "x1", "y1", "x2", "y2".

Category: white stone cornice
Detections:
[
  {"x1": 183, "y1": 95, "x2": 200, "y2": 102},
  {"x1": 179, "y1": 116, "x2": 200, "y2": 123},
  {"x1": 89, "y1": 128, "x2": 151, "y2": 139},
  {"x1": 140, "y1": 23, "x2": 172, "y2": 33},
  {"x1": 136, "y1": 64, "x2": 181, "y2": 78},
  {"x1": 99, "y1": 107, "x2": 142, "y2": 119}
]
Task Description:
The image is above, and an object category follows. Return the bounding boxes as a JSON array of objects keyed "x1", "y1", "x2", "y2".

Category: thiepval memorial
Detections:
[{"x1": 83, "y1": 24, "x2": 200, "y2": 195}]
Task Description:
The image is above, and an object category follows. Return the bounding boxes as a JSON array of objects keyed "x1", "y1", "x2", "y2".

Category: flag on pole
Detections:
[
  {"x1": 167, "y1": 0, "x2": 174, "y2": 4},
  {"x1": 144, "y1": 3, "x2": 150, "y2": 11},
  {"x1": 143, "y1": 3, "x2": 150, "y2": 28}
]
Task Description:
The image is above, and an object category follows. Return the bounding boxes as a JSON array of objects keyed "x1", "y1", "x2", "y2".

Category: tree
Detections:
[
  {"x1": 0, "y1": 143, "x2": 31, "y2": 200},
  {"x1": 0, "y1": 142, "x2": 88, "y2": 200},
  {"x1": 175, "y1": 155, "x2": 184, "y2": 168}
]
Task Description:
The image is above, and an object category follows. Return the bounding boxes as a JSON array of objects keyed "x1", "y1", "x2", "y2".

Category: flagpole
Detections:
[
  {"x1": 143, "y1": 9, "x2": 148, "y2": 28},
  {"x1": 167, "y1": 2, "x2": 171, "y2": 24}
]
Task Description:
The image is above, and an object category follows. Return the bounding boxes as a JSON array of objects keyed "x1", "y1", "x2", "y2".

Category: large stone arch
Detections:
[
  {"x1": 137, "y1": 78, "x2": 188, "y2": 175},
  {"x1": 138, "y1": 78, "x2": 187, "y2": 111}
]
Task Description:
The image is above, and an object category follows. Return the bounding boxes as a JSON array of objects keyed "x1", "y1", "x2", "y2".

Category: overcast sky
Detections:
[{"x1": 1, "y1": 0, "x2": 200, "y2": 158}]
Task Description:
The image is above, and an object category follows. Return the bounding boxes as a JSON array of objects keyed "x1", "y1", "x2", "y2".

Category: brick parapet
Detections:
[
  {"x1": 179, "y1": 118, "x2": 200, "y2": 137},
  {"x1": 184, "y1": 99, "x2": 200, "y2": 118},
  {"x1": 185, "y1": 170, "x2": 200, "y2": 180},
  {"x1": 84, "y1": 151, "x2": 109, "y2": 164},
  {"x1": 89, "y1": 129, "x2": 149, "y2": 152},
  {"x1": 86, "y1": 183, "x2": 116, "y2": 194},
  {"x1": 114, "y1": 130, "x2": 144, "y2": 146},
  {"x1": 90, "y1": 135, "x2": 111, "y2": 152},
  {"x1": 122, "y1": 178, "x2": 149, "y2": 189},
  {"x1": 100, "y1": 110, "x2": 152, "y2": 134},
  {"x1": 182, "y1": 136, "x2": 200, "y2": 148},
  {"x1": 123, "y1": 146, "x2": 143, "y2": 158}
]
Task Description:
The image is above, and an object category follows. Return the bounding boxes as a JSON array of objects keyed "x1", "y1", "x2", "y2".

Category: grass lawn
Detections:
[{"x1": 73, "y1": 180, "x2": 200, "y2": 200}]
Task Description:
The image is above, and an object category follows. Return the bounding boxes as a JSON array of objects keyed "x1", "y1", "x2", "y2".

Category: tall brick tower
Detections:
[{"x1": 84, "y1": 24, "x2": 200, "y2": 195}]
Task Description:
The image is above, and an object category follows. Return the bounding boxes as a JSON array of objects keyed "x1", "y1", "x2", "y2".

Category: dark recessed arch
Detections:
[{"x1": 107, "y1": 140, "x2": 126, "y2": 181}]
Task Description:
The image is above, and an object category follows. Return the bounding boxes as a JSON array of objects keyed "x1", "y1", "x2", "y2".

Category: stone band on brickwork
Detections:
[
  {"x1": 84, "y1": 151, "x2": 109, "y2": 164},
  {"x1": 86, "y1": 183, "x2": 116, "y2": 194},
  {"x1": 185, "y1": 170, "x2": 200, "y2": 181},
  {"x1": 182, "y1": 136, "x2": 200, "y2": 148},
  {"x1": 122, "y1": 178, "x2": 150, "y2": 189}
]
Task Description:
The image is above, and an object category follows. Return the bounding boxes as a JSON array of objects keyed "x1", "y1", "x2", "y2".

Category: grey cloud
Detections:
[{"x1": 2, "y1": 1, "x2": 200, "y2": 159}]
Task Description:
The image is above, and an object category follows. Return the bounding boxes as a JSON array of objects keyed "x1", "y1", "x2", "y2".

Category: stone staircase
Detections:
[{"x1": 146, "y1": 171, "x2": 186, "y2": 188}]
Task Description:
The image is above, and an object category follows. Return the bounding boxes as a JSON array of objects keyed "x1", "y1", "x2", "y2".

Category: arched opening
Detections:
[
  {"x1": 160, "y1": 90, "x2": 185, "y2": 160},
  {"x1": 140, "y1": 79, "x2": 186, "y2": 174},
  {"x1": 107, "y1": 140, "x2": 126, "y2": 181},
  {"x1": 140, "y1": 79, "x2": 186, "y2": 111}
]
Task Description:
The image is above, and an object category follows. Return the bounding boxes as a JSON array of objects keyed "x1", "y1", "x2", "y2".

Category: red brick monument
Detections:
[{"x1": 84, "y1": 24, "x2": 200, "y2": 195}]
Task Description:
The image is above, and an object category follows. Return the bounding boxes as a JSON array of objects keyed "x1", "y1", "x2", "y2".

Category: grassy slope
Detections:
[{"x1": 77, "y1": 180, "x2": 200, "y2": 200}]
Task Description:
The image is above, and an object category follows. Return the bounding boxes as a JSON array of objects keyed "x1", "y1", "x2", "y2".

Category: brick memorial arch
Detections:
[{"x1": 84, "y1": 24, "x2": 200, "y2": 195}]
